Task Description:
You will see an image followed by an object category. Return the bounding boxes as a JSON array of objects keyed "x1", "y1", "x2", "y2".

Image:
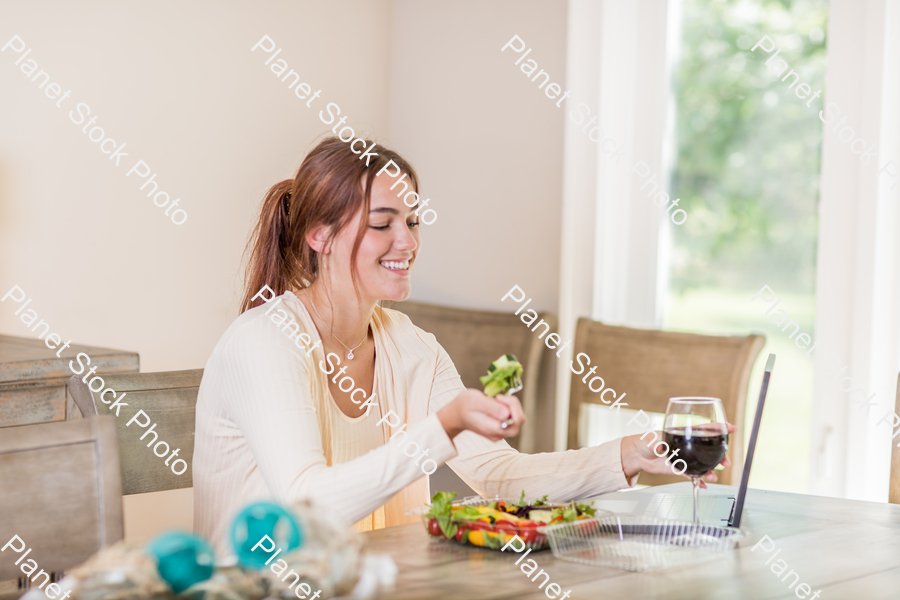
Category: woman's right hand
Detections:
[{"x1": 437, "y1": 389, "x2": 525, "y2": 442}]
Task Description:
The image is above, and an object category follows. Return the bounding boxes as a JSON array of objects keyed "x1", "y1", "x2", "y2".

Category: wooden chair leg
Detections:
[{"x1": 17, "y1": 571, "x2": 64, "y2": 589}]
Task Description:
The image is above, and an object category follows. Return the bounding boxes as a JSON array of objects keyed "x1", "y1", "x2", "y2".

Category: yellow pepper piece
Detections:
[
  {"x1": 468, "y1": 531, "x2": 484, "y2": 546},
  {"x1": 494, "y1": 512, "x2": 519, "y2": 522}
]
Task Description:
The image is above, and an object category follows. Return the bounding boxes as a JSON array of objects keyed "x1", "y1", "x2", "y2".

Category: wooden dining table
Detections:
[{"x1": 363, "y1": 482, "x2": 900, "y2": 600}]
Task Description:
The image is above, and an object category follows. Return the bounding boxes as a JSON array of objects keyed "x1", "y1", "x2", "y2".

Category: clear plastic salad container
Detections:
[{"x1": 407, "y1": 494, "x2": 610, "y2": 552}]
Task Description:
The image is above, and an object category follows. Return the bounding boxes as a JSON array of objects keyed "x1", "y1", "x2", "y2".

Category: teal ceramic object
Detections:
[
  {"x1": 146, "y1": 531, "x2": 215, "y2": 593},
  {"x1": 230, "y1": 501, "x2": 303, "y2": 569}
]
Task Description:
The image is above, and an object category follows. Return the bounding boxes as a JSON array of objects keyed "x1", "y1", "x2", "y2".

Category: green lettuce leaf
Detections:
[
  {"x1": 576, "y1": 501, "x2": 596, "y2": 517},
  {"x1": 426, "y1": 491, "x2": 458, "y2": 539},
  {"x1": 480, "y1": 355, "x2": 524, "y2": 397},
  {"x1": 481, "y1": 532, "x2": 504, "y2": 550},
  {"x1": 450, "y1": 506, "x2": 484, "y2": 522}
]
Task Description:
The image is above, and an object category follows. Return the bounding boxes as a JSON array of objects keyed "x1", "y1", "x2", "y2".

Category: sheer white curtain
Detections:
[
  {"x1": 555, "y1": 0, "x2": 676, "y2": 451},
  {"x1": 811, "y1": 0, "x2": 900, "y2": 502}
]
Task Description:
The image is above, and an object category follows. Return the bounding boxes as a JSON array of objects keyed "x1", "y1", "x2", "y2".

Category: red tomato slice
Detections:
[
  {"x1": 428, "y1": 518, "x2": 443, "y2": 537},
  {"x1": 519, "y1": 529, "x2": 539, "y2": 544},
  {"x1": 516, "y1": 520, "x2": 542, "y2": 528}
]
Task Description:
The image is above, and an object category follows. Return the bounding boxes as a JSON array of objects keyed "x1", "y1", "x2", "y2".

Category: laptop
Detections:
[{"x1": 582, "y1": 353, "x2": 775, "y2": 528}]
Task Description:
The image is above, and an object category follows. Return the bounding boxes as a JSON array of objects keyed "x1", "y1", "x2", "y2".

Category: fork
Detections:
[{"x1": 499, "y1": 372, "x2": 523, "y2": 430}]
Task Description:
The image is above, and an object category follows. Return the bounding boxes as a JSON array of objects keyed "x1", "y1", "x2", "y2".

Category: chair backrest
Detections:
[
  {"x1": 393, "y1": 301, "x2": 554, "y2": 453},
  {"x1": 889, "y1": 374, "x2": 900, "y2": 504},
  {"x1": 567, "y1": 318, "x2": 765, "y2": 486},
  {"x1": 0, "y1": 416, "x2": 123, "y2": 580},
  {"x1": 69, "y1": 370, "x2": 203, "y2": 495}
]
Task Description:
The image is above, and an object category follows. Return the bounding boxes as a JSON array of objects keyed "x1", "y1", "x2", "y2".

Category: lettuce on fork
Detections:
[{"x1": 479, "y1": 354, "x2": 524, "y2": 397}]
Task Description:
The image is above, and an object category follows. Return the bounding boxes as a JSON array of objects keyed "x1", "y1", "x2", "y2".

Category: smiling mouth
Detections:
[{"x1": 381, "y1": 259, "x2": 410, "y2": 271}]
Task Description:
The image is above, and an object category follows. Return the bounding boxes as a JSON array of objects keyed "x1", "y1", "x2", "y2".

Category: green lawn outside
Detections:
[{"x1": 663, "y1": 287, "x2": 815, "y2": 494}]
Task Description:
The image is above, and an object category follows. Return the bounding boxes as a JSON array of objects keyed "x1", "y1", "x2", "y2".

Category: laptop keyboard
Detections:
[{"x1": 647, "y1": 495, "x2": 718, "y2": 522}]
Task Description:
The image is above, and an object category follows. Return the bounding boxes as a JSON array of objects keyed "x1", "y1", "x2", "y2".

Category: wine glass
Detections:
[{"x1": 663, "y1": 397, "x2": 729, "y2": 526}]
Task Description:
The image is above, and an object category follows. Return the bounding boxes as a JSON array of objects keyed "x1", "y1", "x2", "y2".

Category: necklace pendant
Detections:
[{"x1": 347, "y1": 350, "x2": 354, "y2": 360}]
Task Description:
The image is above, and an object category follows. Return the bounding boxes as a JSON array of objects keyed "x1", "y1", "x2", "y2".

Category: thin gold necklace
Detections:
[{"x1": 308, "y1": 296, "x2": 367, "y2": 360}]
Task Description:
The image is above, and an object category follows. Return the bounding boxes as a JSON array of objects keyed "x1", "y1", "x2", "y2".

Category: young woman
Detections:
[{"x1": 193, "y1": 136, "x2": 730, "y2": 556}]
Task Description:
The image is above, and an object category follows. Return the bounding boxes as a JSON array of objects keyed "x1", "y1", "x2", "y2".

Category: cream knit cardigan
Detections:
[{"x1": 193, "y1": 292, "x2": 632, "y2": 557}]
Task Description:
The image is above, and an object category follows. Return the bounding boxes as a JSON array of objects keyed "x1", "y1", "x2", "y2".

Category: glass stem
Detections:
[{"x1": 692, "y1": 476, "x2": 701, "y2": 526}]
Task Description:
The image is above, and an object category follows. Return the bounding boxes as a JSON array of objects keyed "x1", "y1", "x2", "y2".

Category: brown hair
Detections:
[{"x1": 241, "y1": 136, "x2": 419, "y2": 313}]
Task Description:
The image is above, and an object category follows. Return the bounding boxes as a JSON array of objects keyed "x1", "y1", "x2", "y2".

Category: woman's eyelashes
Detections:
[{"x1": 369, "y1": 219, "x2": 420, "y2": 230}]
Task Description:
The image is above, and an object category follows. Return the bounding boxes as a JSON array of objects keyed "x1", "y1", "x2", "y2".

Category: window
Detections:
[{"x1": 662, "y1": 0, "x2": 829, "y2": 494}]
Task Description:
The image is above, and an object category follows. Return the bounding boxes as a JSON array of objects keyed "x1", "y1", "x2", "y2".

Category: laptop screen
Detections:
[{"x1": 730, "y1": 353, "x2": 776, "y2": 527}]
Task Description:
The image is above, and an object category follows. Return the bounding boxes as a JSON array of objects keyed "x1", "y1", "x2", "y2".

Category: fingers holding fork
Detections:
[{"x1": 498, "y1": 377, "x2": 524, "y2": 430}]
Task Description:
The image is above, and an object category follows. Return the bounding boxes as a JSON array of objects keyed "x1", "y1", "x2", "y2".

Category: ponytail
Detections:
[{"x1": 241, "y1": 179, "x2": 296, "y2": 312}]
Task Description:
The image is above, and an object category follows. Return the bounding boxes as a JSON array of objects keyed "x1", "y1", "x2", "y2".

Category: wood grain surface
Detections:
[
  {"x1": 0, "y1": 334, "x2": 139, "y2": 428},
  {"x1": 363, "y1": 482, "x2": 900, "y2": 600},
  {"x1": 0, "y1": 417, "x2": 123, "y2": 581},
  {"x1": 889, "y1": 373, "x2": 900, "y2": 504},
  {"x1": 85, "y1": 370, "x2": 203, "y2": 495}
]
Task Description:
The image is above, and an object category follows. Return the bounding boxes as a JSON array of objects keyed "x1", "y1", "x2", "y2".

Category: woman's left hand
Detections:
[{"x1": 620, "y1": 423, "x2": 737, "y2": 488}]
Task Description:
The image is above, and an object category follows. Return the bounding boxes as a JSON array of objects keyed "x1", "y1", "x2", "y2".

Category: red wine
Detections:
[{"x1": 663, "y1": 427, "x2": 729, "y2": 476}]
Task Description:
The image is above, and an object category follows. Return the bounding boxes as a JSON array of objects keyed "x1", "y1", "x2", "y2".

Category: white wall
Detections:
[
  {"x1": 0, "y1": 0, "x2": 394, "y2": 542},
  {"x1": 389, "y1": 0, "x2": 568, "y2": 454},
  {"x1": 389, "y1": 0, "x2": 567, "y2": 314},
  {"x1": 0, "y1": 0, "x2": 393, "y2": 373}
]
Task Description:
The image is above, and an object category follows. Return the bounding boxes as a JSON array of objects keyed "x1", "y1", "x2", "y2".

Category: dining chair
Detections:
[
  {"x1": 393, "y1": 300, "x2": 556, "y2": 499},
  {"x1": 68, "y1": 369, "x2": 203, "y2": 495},
  {"x1": 889, "y1": 373, "x2": 900, "y2": 504},
  {"x1": 393, "y1": 300, "x2": 555, "y2": 454},
  {"x1": 0, "y1": 416, "x2": 123, "y2": 595},
  {"x1": 567, "y1": 318, "x2": 765, "y2": 486}
]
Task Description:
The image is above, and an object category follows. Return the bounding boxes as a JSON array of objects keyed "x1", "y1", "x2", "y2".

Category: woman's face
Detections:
[{"x1": 325, "y1": 172, "x2": 422, "y2": 303}]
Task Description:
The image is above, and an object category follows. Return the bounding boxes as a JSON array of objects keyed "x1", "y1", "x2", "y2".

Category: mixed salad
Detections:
[
  {"x1": 423, "y1": 491, "x2": 596, "y2": 550},
  {"x1": 479, "y1": 354, "x2": 524, "y2": 397}
]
